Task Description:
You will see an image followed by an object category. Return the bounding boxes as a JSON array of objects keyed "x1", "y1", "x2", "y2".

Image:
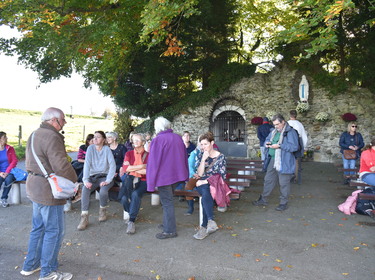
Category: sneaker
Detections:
[
  {"x1": 275, "y1": 204, "x2": 288, "y2": 211},
  {"x1": 207, "y1": 219, "x2": 219, "y2": 234},
  {"x1": 217, "y1": 206, "x2": 227, "y2": 212},
  {"x1": 252, "y1": 196, "x2": 268, "y2": 206},
  {"x1": 1, "y1": 199, "x2": 9, "y2": 208},
  {"x1": 20, "y1": 267, "x2": 41, "y2": 276},
  {"x1": 98, "y1": 207, "x2": 107, "y2": 222},
  {"x1": 63, "y1": 200, "x2": 72, "y2": 212},
  {"x1": 155, "y1": 232, "x2": 177, "y2": 239},
  {"x1": 365, "y1": 209, "x2": 375, "y2": 220},
  {"x1": 126, "y1": 221, "x2": 136, "y2": 234},
  {"x1": 193, "y1": 227, "x2": 208, "y2": 240},
  {"x1": 38, "y1": 271, "x2": 73, "y2": 280}
]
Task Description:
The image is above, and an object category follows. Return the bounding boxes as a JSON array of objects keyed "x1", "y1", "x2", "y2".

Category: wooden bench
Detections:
[
  {"x1": 226, "y1": 158, "x2": 263, "y2": 190},
  {"x1": 349, "y1": 179, "x2": 371, "y2": 189},
  {"x1": 9, "y1": 180, "x2": 25, "y2": 204}
]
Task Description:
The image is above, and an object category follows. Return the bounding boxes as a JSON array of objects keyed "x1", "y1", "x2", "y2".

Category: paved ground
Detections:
[{"x1": 0, "y1": 159, "x2": 374, "y2": 280}]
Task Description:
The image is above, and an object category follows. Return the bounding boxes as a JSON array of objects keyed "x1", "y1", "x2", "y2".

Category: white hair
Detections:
[
  {"x1": 106, "y1": 131, "x2": 118, "y2": 141},
  {"x1": 41, "y1": 107, "x2": 64, "y2": 122},
  {"x1": 154, "y1": 117, "x2": 171, "y2": 135}
]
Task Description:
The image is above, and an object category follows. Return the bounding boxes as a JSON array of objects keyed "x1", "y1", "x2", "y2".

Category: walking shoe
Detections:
[
  {"x1": 77, "y1": 214, "x2": 89, "y2": 230},
  {"x1": 98, "y1": 207, "x2": 107, "y2": 222},
  {"x1": 365, "y1": 209, "x2": 375, "y2": 220},
  {"x1": 38, "y1": 271, "x2": 73, "y2": 280},
  {"x1": 1, "y1": 199, "x2": 9, "y2": 207},
  {"x1": 20, "y1": 267, "x2": 41, "y2": 276},
  {"x1": 155, "y1": 232, "x2": 177, "y2": 239},
  {"x1": 193, "y1": 227, "x2": 208, "y2": 240},
  {"x1": 275, "y1": 204, "x2": 288, "y2": 211},
  {"x1": 63, "y1": 200, "x2": 72, "y2": 212},
  {"x1": 126, "y1": 221, "x2": 136, "y2": 234},
  {"x1": 207, "y1": 219, "x2": 219, "y2": 234},
  {"x1": 252, "y1": 196, "x2": 268, "y2": 206}
]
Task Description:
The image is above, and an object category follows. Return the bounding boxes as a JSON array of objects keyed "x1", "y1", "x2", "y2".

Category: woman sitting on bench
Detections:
[
  {"x1": 193, "y1": 132, "x2": 227, "y2": 240},
  {"x1": 0, "y1": 131, "x2": 18, "y2": 207},
  {"x1": 359, "y1": 137, "x2": 375, "y2": 187},
  {"x1": 118, "y1": 133, "x2": 148, "y2": 234}
]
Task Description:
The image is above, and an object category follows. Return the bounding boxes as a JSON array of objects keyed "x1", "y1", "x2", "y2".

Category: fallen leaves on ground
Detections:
[
  {"x1": 255, "y1": 259, "x2": 261, "y2": 262},
  {"x1": 275, "y1": 259, "x2": 282, "y2": 263},
  {"x1": 262, "y1": 253, "x2": 270, "y2": 256},
  {"x1": 233, "y1": 253, "x2": 242, "y2": 257},
  {"x1": 353, "y1": 247, "x2": 360, "y2": 251},
  {"x1": 273, "y1": 266, "x2": 282, "y2": 271},
  {"x1": 188, "y1": 277, "x2": 195, "y2": 280},
  {"x1": 134, "y1": 259, "x2": 140, "y2": 262},
  {"x1": 342, "y1": 272, "x2": 349, "y2": 275}
]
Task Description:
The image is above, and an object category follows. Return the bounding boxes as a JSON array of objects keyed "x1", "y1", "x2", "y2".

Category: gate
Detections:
[{"x1": 210, "y1": 110, "x2": 247, "y2": 157}]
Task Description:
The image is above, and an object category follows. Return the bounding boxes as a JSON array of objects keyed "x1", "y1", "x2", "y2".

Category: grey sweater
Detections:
[{"x1": 83, "y1": 145, "x2": 116, "y2": 184}]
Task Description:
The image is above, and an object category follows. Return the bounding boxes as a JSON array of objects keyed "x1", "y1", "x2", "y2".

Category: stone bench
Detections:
[{"x1": 8, "y1": 180, "x2": 26, "y2": 205}]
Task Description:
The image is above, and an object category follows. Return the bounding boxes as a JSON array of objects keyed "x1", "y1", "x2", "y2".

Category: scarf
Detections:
[{"x1": 269, "y1": 124, "x2": 287, "y2": 172}]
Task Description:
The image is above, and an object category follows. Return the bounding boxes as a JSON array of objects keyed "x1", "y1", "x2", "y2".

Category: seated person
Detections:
[
  {"x1": 359, "y1": 137, "x2": 375, "y2": 186},
  {"x1": 72, "y1": 134, "x2": 94, "y2": 182},
  {"x1": 0, "y1": 131, "x2": 18, "y2": 207},
  {"x1": 193, "y1": 132, "x2": 226, "y2": 240},
  {"x1": 77, "y1": 131, "x2": 116, "y2": 231},
  {"x1": 118, "y1": 133, "x2": 148, "y2": 234},
  {"x1": 106, "y1": 131, "x2": 127, "y2": 182}
]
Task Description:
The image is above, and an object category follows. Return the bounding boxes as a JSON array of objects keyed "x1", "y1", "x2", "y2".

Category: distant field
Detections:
[{"x1": 0, "y1": 108, "x2": 114, "y2": 152}]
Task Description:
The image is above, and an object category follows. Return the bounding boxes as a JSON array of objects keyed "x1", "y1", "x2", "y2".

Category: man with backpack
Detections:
[
  {"x1": 253, "y1": 114, "x2": 299, "y2": 211},
  {"x1": 288, "y1": 110, "x2": 308, "y2": 184}
]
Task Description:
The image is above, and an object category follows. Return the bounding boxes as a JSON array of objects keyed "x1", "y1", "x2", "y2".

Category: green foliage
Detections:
[
  {"x1": 113, "y1": 110, "x2": 134, "y2": 143},
  {"x1": 13, "y1": 144, "x2": 26, "y2": 160}
]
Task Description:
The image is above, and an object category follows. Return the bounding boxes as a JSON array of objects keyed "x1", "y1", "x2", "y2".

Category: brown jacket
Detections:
[{"x1": 25, "y1": 122, "x2": 77, "y2": 205}]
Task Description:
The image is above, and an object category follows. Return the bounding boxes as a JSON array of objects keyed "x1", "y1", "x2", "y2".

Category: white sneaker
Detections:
[
  {"x1": 38, "y1": 271, "x2": 73, "y2": 280},
  {"x1": 123, "y1": 211, "x2": 130, "y2": 222},
  {"x1": 207, "y1": 219, "x2": 219, "y2": 234},
  {"x1": 20, "y1": 267, "x2": 41, "y2": 276},
  {"x1": 1, "y1": 199, "x2": 9, "y2": 207},
  {"x1": 193, "y1": 227, "x2": 208, "y2": 240},
  {"x1": 126, "y1": 221, "x2": 136, "y2": 234},
  {"x1": 63, "y1": 200, "x2": 72, "y2": 212}
]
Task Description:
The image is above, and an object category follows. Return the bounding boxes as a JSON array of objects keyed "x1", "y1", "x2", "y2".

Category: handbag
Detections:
[
  {"x1": 10, "y1": 167, "x2": 28, "y2": 181},
  {"x1": 343, "y1": 150, "x2": 357, "y2": 160},
  {"x1": 30, "y1": 132, "x2": 77, "y2": 199}
]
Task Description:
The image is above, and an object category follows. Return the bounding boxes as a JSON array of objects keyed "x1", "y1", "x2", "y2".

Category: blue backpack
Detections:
[{"x1": 10, "y1": 168, "x2": 28, "y2": 181}]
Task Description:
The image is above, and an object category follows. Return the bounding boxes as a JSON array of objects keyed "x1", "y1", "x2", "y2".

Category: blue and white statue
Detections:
[{"x1": 299, "y1": 75, "x2": 309, "y2": 102}]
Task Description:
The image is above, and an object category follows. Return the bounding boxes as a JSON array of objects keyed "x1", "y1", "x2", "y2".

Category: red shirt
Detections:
[
  {"x1": 122, "y1": 149, "x2": 148, "y2": 181},
  {"x1": 359, "y1": 148, "x2": 375, "y2": 173}
]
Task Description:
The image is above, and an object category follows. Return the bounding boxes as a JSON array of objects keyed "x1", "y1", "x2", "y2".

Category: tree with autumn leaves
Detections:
[{"x1": 0, "y1": 0, "x2": 374, "y2": 118}]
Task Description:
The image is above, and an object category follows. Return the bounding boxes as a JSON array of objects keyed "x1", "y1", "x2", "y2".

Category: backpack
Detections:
[
  {"x1": 284, "y1": 128, "x2": 304, "y2": 159},
  {"x1": 355, "y1": 188, "x2": 375, "y2": 215}
]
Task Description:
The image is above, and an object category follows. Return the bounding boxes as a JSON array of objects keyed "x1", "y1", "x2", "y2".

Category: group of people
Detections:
[{"x1": 3, "y1": 106, "x2": 372, "y2": 280}]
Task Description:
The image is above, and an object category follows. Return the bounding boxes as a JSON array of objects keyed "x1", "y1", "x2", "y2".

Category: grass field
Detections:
[{"x1": 0, "y1": 108, "x2": 114, "y2": 156}]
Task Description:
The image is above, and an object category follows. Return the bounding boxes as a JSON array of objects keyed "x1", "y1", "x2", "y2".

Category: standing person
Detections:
[
  {"x1": 339, "y1": 122, "x2": 364, "y2": 184},
  {"x1": 253, "y1": 114, "x2": 299, "y2": 211},
  {"x1": 182, "y1": 131, "x2": 196, "y2": 157},
  {"x1": 287, "y1": 110, "x2": 308, "y2": 184},
  {"x1": 0, "y1": 131, "x2": 18, "y2": 207},
  {"x1": 21, "y1": 107, "x2": 77, "y2": 280},
  {"x1": 77, "y1": 131, "x2": 116, "y2": 231},
  {"x1": 147, "y1": 117, "x2": 188, "y2": 239},
  {"x1": 257, "y1": 117, "x2": 273, "y2": 161},
  {"x1": 118, "y1": 133, "x2": 148, "y2": 234}
]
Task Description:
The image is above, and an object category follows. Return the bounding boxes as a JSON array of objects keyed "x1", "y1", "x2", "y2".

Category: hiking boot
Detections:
[
  {"x1": 155, "y1": 232, "x2": 177, "y2": 239},
  {"x1": 63, "y1": 200, "x2": 72, "y2": 212},
  {"x1": 20, "y1": 267, "x2": 41, "y2": 276},
  {"x1": 126, "y1": 221, "x2": 136, "y2": 234},
  {"x1": 193, "y1": 227, "x2": 208, "y2": 240},
  {"x1": 99, "y1": 207, "x2": 107, "y2": 222},
  {"x1": 38, "y1": 271, "x2": 73, "y2": 280},
  {"x1": 275, "y1": 204, "x2": 288, "y2": 211},
  {"x1": 252, "y1": 196, "x2": 268, "y2": 206},
  {"x1": 207, "y1": 219, "x2": 219, "y2": 234},
  {"x1": 1, "y1": 199, "x2": 9, "y2": 207},
  {"x1": 77, "y1": 214, "x2": 89, "y2": 230}
]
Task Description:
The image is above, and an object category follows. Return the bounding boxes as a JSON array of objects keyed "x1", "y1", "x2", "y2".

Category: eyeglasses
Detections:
[{"x1": 352, "y1": 125, "x2": 357, "y2": 128}]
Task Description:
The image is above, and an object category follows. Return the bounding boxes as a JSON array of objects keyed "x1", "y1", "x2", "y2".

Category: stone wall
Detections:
[{"x1": 171, "y1": 65, "x2": 375, "y2": 163}]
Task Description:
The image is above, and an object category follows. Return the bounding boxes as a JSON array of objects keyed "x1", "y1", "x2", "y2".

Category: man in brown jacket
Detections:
[{"x1": 21, "y1": 107, "x2": 77, "y2": 280}]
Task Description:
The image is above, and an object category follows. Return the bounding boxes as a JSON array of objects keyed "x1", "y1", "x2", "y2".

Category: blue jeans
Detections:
[
  {"x1": 362, "y1": 173, "x2": 375, "y2": 186},
  {"x1": 0, "y1": 173, "x2": 15, "y2": 199},
  {"x1": 196, "y1": 183, "x2": 214, "y2": 228},
  {"x1": 158, "y1": 183, "x2": 179, "y2": 234},
  {"x1": 23, "y1": 202, "x2": 65, "y2": 277},
  {"x1": 342, "y1": 155, "x2": 357, "y2": 176},
  {"x1": 119, "y1": 175, "x2": 147, "y2": 222}
]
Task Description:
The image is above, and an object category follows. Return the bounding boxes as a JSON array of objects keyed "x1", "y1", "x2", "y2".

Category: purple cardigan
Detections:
[{"x1": 146, "y1": 129, "x2": 188, "y2": 191}]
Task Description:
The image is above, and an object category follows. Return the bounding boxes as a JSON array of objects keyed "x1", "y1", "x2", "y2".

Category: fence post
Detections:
[
  {"x1": 83, "y1": 125, "x2": 85, "y2": 142},
  {"x1": 18, "y1": 125, "x2": 22, "y2": 147}
]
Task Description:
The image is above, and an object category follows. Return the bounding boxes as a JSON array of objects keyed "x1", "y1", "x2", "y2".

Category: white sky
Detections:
[{"x1": 0, "y1": 26, "x2": 116, "y2": 116}]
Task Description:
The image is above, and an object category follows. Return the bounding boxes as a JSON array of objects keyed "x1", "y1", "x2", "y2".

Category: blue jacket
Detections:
[
  {"x1": 257, "y1": 123, "x2": 274, "y2": 146},
  {"x1": 339, "y1": 132, "x2": 364, "y2": 158},
  {"x1": 264, "y1": 123, "x2": 299, "y2": 174}
]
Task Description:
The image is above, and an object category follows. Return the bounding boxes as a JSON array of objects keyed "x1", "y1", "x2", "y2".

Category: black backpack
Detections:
[
  {"x1": 284, "y1": 128, "x2": 304, "y2": 159},
  {"x1": 355, "y1": 188, "x2": 375, "y2": 215}
]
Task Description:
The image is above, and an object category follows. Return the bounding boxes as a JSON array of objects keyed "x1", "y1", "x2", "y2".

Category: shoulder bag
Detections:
[
  {"x1": 343, "y1": 149, "x2": 357, "y2": 160},
  {"x1": 31, "y1": 132, "x2": 77, "y2": 199}
]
